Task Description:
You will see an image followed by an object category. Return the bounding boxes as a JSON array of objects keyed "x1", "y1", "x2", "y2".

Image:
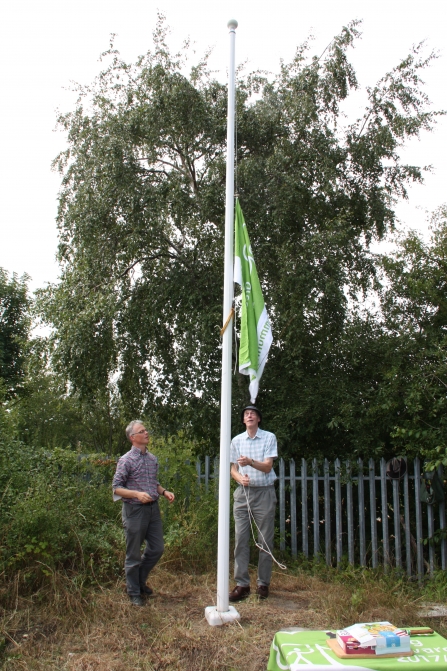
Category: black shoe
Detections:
[
  {"x1": 229, "y1": 585, "x2": 251, "y2": 602},
  {"x1": 140, "y1": 585, "x2": 153, "y2": 596},
  {"x1": 256, "y1": 585, "x2": 269, "y2": 599},
  {"x1": 129, "y1": 594, "x2": 145, "y2": 606}
]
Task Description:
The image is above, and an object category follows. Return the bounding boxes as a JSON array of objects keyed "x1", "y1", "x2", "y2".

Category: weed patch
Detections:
[{"x1": 1, "y1": 565, "x2": 446, "y2": 670}]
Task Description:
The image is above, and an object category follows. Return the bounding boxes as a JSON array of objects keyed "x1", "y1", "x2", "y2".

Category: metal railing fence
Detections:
[{"x1": 194, "y1": 456, "x2": 446, "y2": 581}]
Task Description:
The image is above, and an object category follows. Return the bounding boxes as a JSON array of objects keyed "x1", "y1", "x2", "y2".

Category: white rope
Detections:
[{"x1": 241, "y1": 482, "x2": 287, "y2": 571}]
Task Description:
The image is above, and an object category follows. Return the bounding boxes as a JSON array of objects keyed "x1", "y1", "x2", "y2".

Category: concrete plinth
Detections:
[{"x1": 205, "y1": 605, "x2": 241, "y2": 626}]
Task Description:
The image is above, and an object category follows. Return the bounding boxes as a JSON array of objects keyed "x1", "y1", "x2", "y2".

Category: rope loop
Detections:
[{"x1": 243, "y1": 485, "x2": 287, "y2": 571}]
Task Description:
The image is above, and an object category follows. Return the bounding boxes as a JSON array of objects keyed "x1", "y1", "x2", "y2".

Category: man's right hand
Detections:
[
  {"x1": 136, "y1": 491, "x2": 153, "y2": 503},
  {"x1": 239, "y1": 474, "x2": 250, "y2": 487}
]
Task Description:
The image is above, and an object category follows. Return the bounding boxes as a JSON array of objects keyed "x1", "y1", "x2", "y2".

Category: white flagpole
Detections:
[{"x1": 205, "y1": 18, "x2": 240, "y2": 626}]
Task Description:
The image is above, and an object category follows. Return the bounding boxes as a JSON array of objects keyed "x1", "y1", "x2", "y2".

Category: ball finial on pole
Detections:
[{"x1": 227, "y1": 19, "x2": 238, "y2": 30}]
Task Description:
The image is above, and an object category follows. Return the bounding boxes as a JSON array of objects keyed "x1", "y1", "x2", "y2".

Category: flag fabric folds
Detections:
[{"x1": 234, "y1": 199, "x2": 273, "y2": 403}]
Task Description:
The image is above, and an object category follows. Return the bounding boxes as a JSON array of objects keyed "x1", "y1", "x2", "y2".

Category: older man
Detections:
[
  {"x1": 112, "y1": 420, "x2": 174, "y2": 606},
  {"x1": 229, "y1": 405, "x2": 278, "y2": 602}
]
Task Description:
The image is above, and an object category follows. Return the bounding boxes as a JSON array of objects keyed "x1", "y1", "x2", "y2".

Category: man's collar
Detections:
[
  {"x1": 131, "y1": 445, "x2": 147, "y2": 455},
  {"x1": 245, "y1": 427, "x2": 261, "y2": 439}
]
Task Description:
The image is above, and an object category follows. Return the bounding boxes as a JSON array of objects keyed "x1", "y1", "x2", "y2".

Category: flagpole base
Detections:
[{"x1": 204, "y1": 605, "x2": 241, "y2": 626}]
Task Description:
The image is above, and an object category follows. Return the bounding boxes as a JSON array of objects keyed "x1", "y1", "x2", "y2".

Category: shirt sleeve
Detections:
[
  {"x1": 229, "y1": 438, "x2": 238, "y2": 464},
  {"x1": 112, "y1": 456, "x2": 130, "y2": 501},
  {"x1": 264, "y1": 432, "x2": 278, "y2": 460}
]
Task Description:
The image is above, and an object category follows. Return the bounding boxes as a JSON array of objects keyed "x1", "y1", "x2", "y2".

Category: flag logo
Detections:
[{"x1": 234, "y1": 200, "x2": 273, "y2": 403}]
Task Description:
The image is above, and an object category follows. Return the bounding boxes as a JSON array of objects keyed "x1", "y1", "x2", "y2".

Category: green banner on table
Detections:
[{"x1": 268, "y1": 630, "x2": 447, "y2": 670}]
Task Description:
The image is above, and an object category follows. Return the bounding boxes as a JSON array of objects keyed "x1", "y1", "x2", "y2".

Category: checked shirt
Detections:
[
  {"x1": 230, "y1": 428, "x2": 278, "y2": 487},
  {"x1": 112, "y1": 446, "x2": 160, "y2": 504}
]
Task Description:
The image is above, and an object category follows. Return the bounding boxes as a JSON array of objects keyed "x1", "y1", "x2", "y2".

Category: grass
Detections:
[{"x1": 1, "y1": 561, "x2": 446, "y2": 671}]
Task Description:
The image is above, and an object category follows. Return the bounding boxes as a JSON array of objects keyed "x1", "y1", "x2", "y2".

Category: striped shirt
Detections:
[
  {"x1": 230, "y1": 428, "x2": 278, "y2": 487},
  {"x1": 112, "y1": 446, "x2": 160, "y2": 504}
]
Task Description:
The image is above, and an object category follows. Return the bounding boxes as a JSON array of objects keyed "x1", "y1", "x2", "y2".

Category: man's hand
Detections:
[
  {"x1": 237, "y1": 455, "x2": 251, "y2": 467},
  {"x1": 230, "y1": 463, "x2": 250, "y2": 486},
  {"x1": 163, "y1": 490, "x2": 175, "y2": 503},
  {"x1": 136, "y1": 491, "x2": 153, "y2": 503}
]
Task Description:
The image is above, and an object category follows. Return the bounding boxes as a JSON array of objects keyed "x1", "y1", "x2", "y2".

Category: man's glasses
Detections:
[{"x1": 131, "y1": 429, "x2": 151, "y2": 436}]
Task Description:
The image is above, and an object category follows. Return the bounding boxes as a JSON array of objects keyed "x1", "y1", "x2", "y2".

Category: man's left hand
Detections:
[{"x1": 163, "y1": 490, "x2": 175, "y2": 503}]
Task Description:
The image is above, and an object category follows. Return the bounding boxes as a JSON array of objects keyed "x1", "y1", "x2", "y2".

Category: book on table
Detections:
[{"x1": 337, "y1": 622, "x2": 411, "y2": 656}]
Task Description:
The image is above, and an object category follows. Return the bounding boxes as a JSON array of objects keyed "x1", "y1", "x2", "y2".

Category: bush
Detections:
[
  {"x1": 0, "y1": 442, "x2": 121, "y2": 582},
  {"x1": 163, "y1": 493, "x2": 219, "y2": 572},
  {"x1": 0, "y1": 434, "x2": 218, "y2": 586}
]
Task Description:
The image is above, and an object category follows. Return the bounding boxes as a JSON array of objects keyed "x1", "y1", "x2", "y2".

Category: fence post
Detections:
[
  {"x1": 335, "y1": 458, "x2": 342, "y2": 566},
  {"x1": 205, "y1": 455, "x2": 210, "y2": 495},
  {"x1": 279, "y1": 458, "x2": 286, "y2": 552},
  {"x1": 324, "y1": 459, "x2": 331, "y2": 566},
  {"x1": 313, "y1": 459, "x2": 319, "y2": 560},
  {"x1": 392, "y1": 477, "x2": 402, "y2": 571},
  {"x1": 358, "y1": 459, "x2": 366, "y2": 567},
  {"x1": 403, "y1": 461, "x2": 412, "y2": 577},
  {"x1": 438, "y1": 464, "x2": 447, "y2": 570},
  {"x1": 302, "y1": 459, "x2": 308, "y2": 558},
  {"x1": 414, "y1": 457, "x2": 424, "y2": 583},
  {"x1": 346, "y1": 461, "x2": 354, "y2": 565},
  {"x1": 290, "y1": 459, "x2": 297, "y2": 558},
  {"x1": 196, "y1": 458, "x2": 201, "y2": 496},
  {"x1": 369, "y1": 459, "x2": 378, "y2": 569},
  {"x1": 214, "y1": 457, "x2": 219, "y2": 499},
  {"x1": 428, "y1": 496, "x2": 435, "y2": 577},
  {"x1": 380, "y1": 458, "x2": 390, "y2": 573}
]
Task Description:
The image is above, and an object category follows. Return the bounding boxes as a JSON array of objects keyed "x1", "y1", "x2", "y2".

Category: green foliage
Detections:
[
  {"x1": 376, "y1": 207, "x2": 447, "y2": 463},
  {"x1": 36, "y1": 17, "x2": 441, "y2": 457},
  {"x1": 163, "y1": 494, "x2": 219, "y2": 571},
  {"x1": 149, "y1": 432, "x2": 220, "y2": 570},
  {"x1": 287, "y1": 208, "x2": 447, "y2": 462},
  {"x1": 0, "y1": 433, "x2": 217, "y2": 582},
  {"x1": 421, "y1": 568, "x2": 447, "y2": 601},
  {"x1": 0, "y1": 441, "x2": 122, "y2": 581},
  {"x1": 0, "y1": 269, "x2": 30, "y2": 399},
  {"x1": 5, "y1": 336, "x2": 129, "y2": 453}
]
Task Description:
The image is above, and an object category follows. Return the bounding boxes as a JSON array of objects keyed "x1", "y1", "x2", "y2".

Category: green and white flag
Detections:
[{"x1": 234, "y1": 200, "x2": 273, "y2": 403}]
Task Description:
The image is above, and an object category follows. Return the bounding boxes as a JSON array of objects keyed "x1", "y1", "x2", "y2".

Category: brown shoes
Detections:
[
  {"x1": 228, "y1": 584, "x2": 269, "y2": 601},
  {"x1": 256, "y1": 585, "x2": 269, "y2": 599},
  {"x1": 229, "y1": 585, "x2": 251, "y2": 602}
]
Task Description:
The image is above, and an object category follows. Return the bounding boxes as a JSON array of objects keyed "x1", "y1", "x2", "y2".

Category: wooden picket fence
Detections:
[{"x1": 194, "y1": 456, "x2": 447, "y2": 581}]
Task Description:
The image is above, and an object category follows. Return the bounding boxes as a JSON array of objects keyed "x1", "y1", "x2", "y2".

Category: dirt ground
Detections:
[{"x1": 1, "y1": 566, "x2": 445, "y2": 670}]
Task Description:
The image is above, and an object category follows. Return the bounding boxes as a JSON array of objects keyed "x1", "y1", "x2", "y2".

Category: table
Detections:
[{"x1": 267, "y1": 629, "x2": 447, "y2": 670}]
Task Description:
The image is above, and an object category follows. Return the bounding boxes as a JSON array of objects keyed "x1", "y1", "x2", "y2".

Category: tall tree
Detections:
[
  {"x1": 39, "y1": 17, "x2": 441, "y2": 454},
  {"x1": 375, "y1": 207, "x2": 447, "y2": 463},
  {"x1": 0, "y1": 269, "x2": 30, "y2": 399},
  {"x1": 9, "y1": 336, "x2": 128, "y2": 453}
]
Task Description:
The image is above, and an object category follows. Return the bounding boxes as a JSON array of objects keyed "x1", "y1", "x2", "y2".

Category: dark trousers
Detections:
[{"x1": 122, "y1": 501, "x2": 164, "y2": 596}]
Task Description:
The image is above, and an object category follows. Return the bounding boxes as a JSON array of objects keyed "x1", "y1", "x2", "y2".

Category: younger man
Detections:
[{"x1": 229, "y1": 405, "x2": 277, "y2": 601}]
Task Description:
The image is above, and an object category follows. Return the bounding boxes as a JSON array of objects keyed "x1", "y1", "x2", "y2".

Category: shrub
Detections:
[{"x1": 0, "y1": 433, "x2": 218, "y2": 585}]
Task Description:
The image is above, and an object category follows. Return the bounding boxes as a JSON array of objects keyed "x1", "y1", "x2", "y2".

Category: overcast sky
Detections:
[{"x1": 0, "y1": 0, "x2": 446, "y2": 292}]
